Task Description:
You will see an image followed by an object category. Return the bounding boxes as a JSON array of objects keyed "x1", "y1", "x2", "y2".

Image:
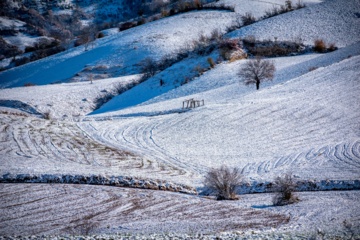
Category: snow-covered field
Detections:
[
  {"x1": 0, "y1": 0, "x2": 359, "y2": 238},
  {"x1": 0, "y1": 184, "x2": 358, "y2": 238}
]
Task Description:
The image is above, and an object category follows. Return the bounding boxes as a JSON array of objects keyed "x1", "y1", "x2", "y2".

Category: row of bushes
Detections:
[
  {"x1": 242, "y1": 36, "x2": 307, "y2": 57},
  {"x1": 13, "y1": 45, "x2": 65, "y2": 67},
  {"x1": 263, "y1": 0, "x2": 306, "y2": 19}
]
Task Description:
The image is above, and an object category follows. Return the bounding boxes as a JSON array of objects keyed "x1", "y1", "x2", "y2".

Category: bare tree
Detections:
[
  {"x1": 204, "y1": 165, "x2": 242, "y2": 200},
  {"x1": 139, "y1": 57, "x2": 158, "y2": 77},
  {"x1": 238, "y1": 57, "x2": 275, "y2": 90},
  {"x1": 272, "y1": 173, "x2": 299, "y2": 206},
  {"x1": 78, "y1": 26, "x2": 97, "y2": 51}
]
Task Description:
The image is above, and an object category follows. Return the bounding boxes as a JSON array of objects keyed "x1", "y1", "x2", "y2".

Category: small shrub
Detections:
[
  {"x1": 96, "y1": 32, "x2": 105, "y2": 38},
  {"x1": 309, "y1": 66, "x2": 318, "y2": 72},
  {"x1": 313, "y1": 39, "x2": 327, "y2": 53},
  {"x1": 229, "y1": 49, "x2": 247, "y2": 62},
  {"x1": 204, "y1": 165, "x2": 242, "y2": 200},
  {"x1": 295, "y1": 0, "x2": 306, "y2": 9},
  {"x1": 161, "y1": 9, "x2": 169, "y2": 17},
  {"x1": 193, "y1": 0, "x2": 202, "y2": 9},
  {"x1": 139, "y1": 57, "x2": 158, "y2": 77},
  {"x1": 327, "y1": 43, "x2": 337, "y2": 52},
  {"x1": 210, "y1": 29, "x2": 222, "y2": 42},
  {"x1": 43, "y1": 111, "x2": 52, "y2": 120},
  {"x1": 207, "y1": 57, "x2": 215, "y2": 68},
  {"x1": 243, "y1": 35, "x2": 256, "y2": 47},
  {"x1": 194, "y1": 65, "x2": 204, "y2": 75},
  {"x1": 169, "y1": 8, "x2": 176, "y2": 16},
  {"x1": 241, "y1": 12, "x2": 256, "y2": 26},
  {"x1": 25, "y1": 46, "x2": 37, "y2": 53},
  {"x1": 14, "y1": 57, "x2": 31, "y2": 67},
  {"x1": 119, "y1": 21, "x2": 136, "y2": 31},
  {"x1": 137, "y1": 18, "x2": 146, "y2": 26},
  {"x1": 272, "y1": 174, "x2": 299, "y2": 206},
  {"x1": 219, "y1": 39, "x2": 241, "y2": 60},
  {"x1": 24, "y1": 82, "x2": 36, "y2": 87},
  {"x1": 285, "y1": 0, "x2": 292, "y2": 10}
]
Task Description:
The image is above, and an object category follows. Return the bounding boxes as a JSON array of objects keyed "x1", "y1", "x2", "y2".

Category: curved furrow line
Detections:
[
  {"x1": 240, "y1": 139, "x2": 360, "y2": 179},
  {"x1": 82, "y1": 121, "x2": 184, "y2": 176},
  {"x1": 352, "y1": 140, "x2": 360, "y2": 159},
  {"x1": 105, "y1": 118, "x2": 196, "y2": 177},
  {"x1": 329, "y1": 141, "x2": 360, "y2": 168},
  {"x1": 26, "y1": 129, "x2": 44, "y2": 157},
  {"x1": 10, "y1": 124, "x2": 33, "y2": 158},
  {"x1": 145, "y1": 121, "x2": 198, "y2": 176},
  {"x1": 274, "y1": 154, "x2": 296, "y2": 169},
  {"x1": 0, "y1": 183, "x2": 293, "y2": 236},
  {"x1": 42, "y1": 133, "x2": 72, "y2": 163}
]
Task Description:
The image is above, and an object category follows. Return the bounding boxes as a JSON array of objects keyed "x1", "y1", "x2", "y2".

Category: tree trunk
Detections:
[{"x1": 256, "y1": 80, "x2": 260, "y2": 90}]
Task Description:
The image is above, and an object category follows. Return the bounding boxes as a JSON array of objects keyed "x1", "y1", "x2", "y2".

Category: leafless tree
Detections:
[
  {"x1": 238, "y1": 56, "x2": 275, "y2": 90},
  {"x1": 204, "y1": 165, "x2": 242, "y2": 200},
  {"x1": 78, "y1": 26, "x2": 97, "y2": 51},
  {"x1": 139, "y1": 57, "x2": 158, "y2": 77},
  {"x1": 272, "y1": 173, "x2": 299, "y2": 206}
]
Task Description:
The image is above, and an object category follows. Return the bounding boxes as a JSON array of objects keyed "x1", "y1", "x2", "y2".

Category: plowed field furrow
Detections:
[
  {"x1": 0, "y1": 114, "x2": 140, "y2": 177},
  {"x1": 0, "y1": 184, "x2": 291, "y2": 236}
]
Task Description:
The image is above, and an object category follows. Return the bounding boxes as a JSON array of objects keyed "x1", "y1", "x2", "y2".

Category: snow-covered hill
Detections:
[{"x1": 0, "y1": 0, "x2": 359, "y2": 238}]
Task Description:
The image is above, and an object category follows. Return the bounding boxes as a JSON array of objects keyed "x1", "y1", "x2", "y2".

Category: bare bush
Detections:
[
  {"x1": 139, "y1": 57, "x2": 158, "y2": 77},
  {"x1": 241, "y1": 12, "x2": 256, "y2": 26},
  {"x1": 210, "y1": 28, "x2": 222, "y2": 42},
  {"x1": 219, "y1": 38, "x2": 241, "y2": 60},
  {"x1": 313, "y1": 39, "x2": 327, "y2": 53},
  {"x1": 207, "y1": 57, "x2": 215, "y2": 68},
  {"x1": 238, "y1": 56, "x2": 275, "y2": 90},
  {"x1": 204, "y1": 165, "x2": 242, "y2": 200},
  {"x1": 272, "y1": 174, "x2": 299, "y2": 206},
  {"x1": 119, "y1": 21, "x2": 137, "y2": 31},
  {"x1": 43, "y1": 111, "x2": 52, "y2": 120},
  {"x1": 327, "y1": 42, "x2": 337, "y2": 52},
  {"x1": 76, "y1": 26, "x2": 97, "y2": 51}
]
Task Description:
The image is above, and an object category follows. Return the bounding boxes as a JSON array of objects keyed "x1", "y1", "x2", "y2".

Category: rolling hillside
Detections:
[{"x1": 0, "y1": 0, "x2": 359, "y2": 238}]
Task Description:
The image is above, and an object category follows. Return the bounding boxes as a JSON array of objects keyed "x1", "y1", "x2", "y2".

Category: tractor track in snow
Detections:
[
  {"x1": 0, "y1": 113, "x2": 140, "y2": 176},
  {"x1": 0, "y1": 183, "x2": 289, "y2": 236},
  {"x1": 81, "y1": 56, "x2": 360, "y2": 185}
]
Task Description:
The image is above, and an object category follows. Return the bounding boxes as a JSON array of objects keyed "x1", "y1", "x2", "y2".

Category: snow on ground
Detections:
[
  {"x1": 0, "y1": 10, "x2": 237, "y2": 88},
  {"x1": 0, "y1": 75, "x2": 139, "y2": 119},
  {"x1": 2, "y1": 34, "x2": 51, "y2": 52},
  {"x1": 216, "y1": 0, "x2": 323, "y2": 18},
  {"x1": 0, "y1": 184, "x2": 358, "y2": 238},
  {"x1": 0, "y1": 0, "x2": 359, "y2": 237},
  {"x1": 0, "y1": 17, "x2": 25, "y2": 30},
  {"x1": 96, "y1": 41, "x2": 360, "y2": 114},
  {"x1": 228, "y1": 0, "x2": 360, "y2": 47},
  {"x1": 82, "y1": 55, "x2": 360, "y2": 186}
]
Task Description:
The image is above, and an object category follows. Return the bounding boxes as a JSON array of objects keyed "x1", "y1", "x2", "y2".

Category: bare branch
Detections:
[{"x1": 238, "y1": 57, "x2": 276, "y2": 90}]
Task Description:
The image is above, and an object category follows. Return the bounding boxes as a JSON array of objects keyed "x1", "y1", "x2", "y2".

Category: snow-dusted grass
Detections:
[
  {"x1": 0, "y1": 75, "x2": 139, "y2": 119},
  {"x1": 0, "y1": 0, "x2": 359, "y2": 237},
  {"x1": 0, "y1": 183, "x2": 287, "y2": 236},
  {"x1": 0, "y1": 10, "x2": 237, "y2": 88},
  {"x1": 228, "y1": 0, "x2": 360, "y2": 47},
  {"x1": 82, "y1": 55, "x2": 360, "y2": 186},
  {"x1": 216, "y1": 0, "x2": 322, "y2": 18},
  {"x1": 0, "y1": 184, "x2": 358, "y2": 238}
]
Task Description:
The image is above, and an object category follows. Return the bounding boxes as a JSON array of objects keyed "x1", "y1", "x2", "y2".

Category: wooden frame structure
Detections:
[{"x1": 182, "y1": 98, "x2": 204, "y2": 109}]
